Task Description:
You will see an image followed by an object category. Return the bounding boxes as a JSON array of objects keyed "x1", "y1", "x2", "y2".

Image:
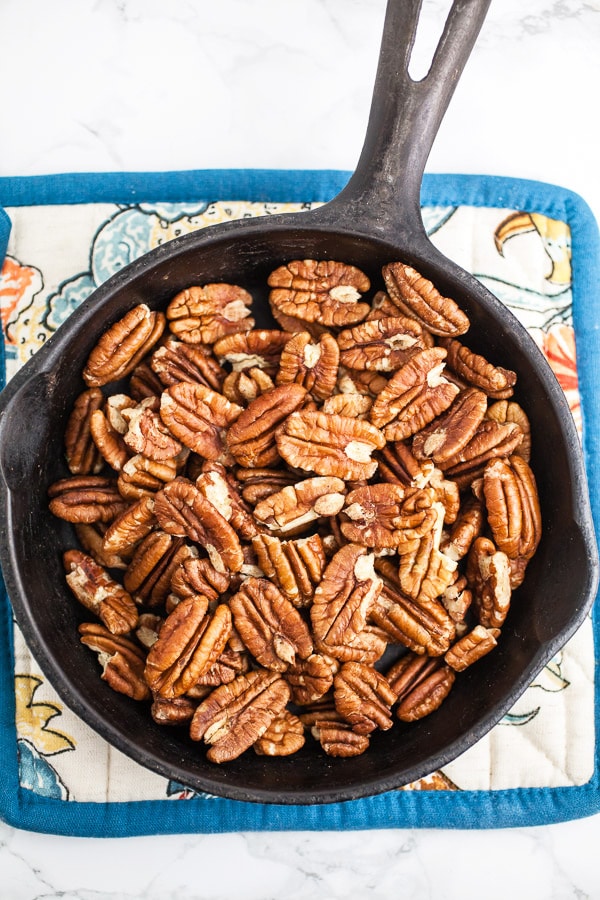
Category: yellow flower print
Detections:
[
  {"x1": 15, "y1": 675, "x2": 75, "y2": 756},
  {"x1": 495, "y1": 212, "x2": 572, "y2": 286}
]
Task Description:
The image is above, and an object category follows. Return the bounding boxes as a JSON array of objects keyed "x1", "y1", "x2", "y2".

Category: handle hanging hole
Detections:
[{"x1": 407, "y1": 0, "x2": 455, "y2": 81}]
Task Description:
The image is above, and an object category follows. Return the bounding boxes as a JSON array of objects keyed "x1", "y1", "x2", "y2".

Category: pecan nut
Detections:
[
  {"x1": 253, "y1": 709, "x2": 306, "y2": 756},
  {"x1": 482, "y1": 455, "x2": 542, "y2": 560},
  {"x1": 268, "y1": 259, "x2": 371, "y2": 327},
  {"x1": 83, "y1": 304, "x2": 165, "y2": 387},
  {"x1": 49, "y1": 475, "x2": 128, "y2": 524},
  {"x1": 411, "y1": 388, "x2": 488, "y2": 465},
  {"x1": 189, "y1": 669, "x2": 291, "y2": 763},
  {"x1": 336, "y1": 316, "x2": 424, "y2": 372},
  {"x1": 226, "y1": 383, "x2": 307, "y2": 468},
  {"x1": 213, "y1": 329, "x2": 292, "y2": 374},
  {"x1": 64, "y1": 388, "x2": 105, "y2": 474},
  {"x1": 253, "y1": 476, "x2": 346, "y2": 537},
  {"x1": 229, "y1": 576, "x2": 313, "y2": 671},
  {"x1": 382, "y1": 262, "x2": 470, "y2": 337},
  {"x1": 64, "y1": 549, "x2": 139, "y2": 635},
  {"x1": 79, "y1": 622, "x2": 150, "y2": 701},
  {"x1": 102, "y1": 494, "x2": 157, "y2": 555},
  {"x1": 150, "y1": 339, "x2": 226, "y2": 391},
  {"x1": 160, "y1": 381, "x2": 242, "y2": 461},
  {"x1": 444, "y1": 624, "x2": 501, "y2": 672},
  {"x1": 166, "y1": 283, "x2": 254, "y2": 345},
  {"x1": 333, "y1": 661, "x2": 396, "y2": 734},
  {"x1": 276, "y1": 331, "x2": 340, "y2": 400},
  {"x1": 276, "y1": 410, "x2": 386, "y2": 481},
  {"x1": 387, "y1": 653, "x2": 456, "y2": 722},
  {"x1": 440, "y1": 337, "x2": 517, "y2": 399},
  {"x1": 251, "y1": 532, "x2": 326, "y2": 607}
]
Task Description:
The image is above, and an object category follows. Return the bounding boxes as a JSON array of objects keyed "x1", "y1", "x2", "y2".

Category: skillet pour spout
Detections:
[{"x1": 0, "y1": 0, "x2": 597, "y2": 805}]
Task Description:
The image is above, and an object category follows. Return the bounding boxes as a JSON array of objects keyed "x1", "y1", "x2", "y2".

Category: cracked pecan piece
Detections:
[
  {"x1": 285, "y1": 652, "x2": 336, "y2": 705},
  {"x1": 268, "y1": 259, "x2": 371, "y2": 327},
  {"x1": 89, "y1": 407, "x2": 130, "y2": 472},
  {"x1": 440, "y1": 495, "x2": 485, "y2": 561},
  {"x1": 150, "y1": 339, "x2": 226, "y2": 391},
  {"x1": 64, "y1": 549, "x2": 139, "y2": 635},
  {"x1": 311, "y1": 544, "x2": 382, "y2": 654},
  {"x1": 445, "y1": 624, "x2": 501, "y2": 672},
  {"x1": 74, "y1": 522, "x2": 130, "y2": 570},
  {"x1": 377, "y1": 440, "x2": 435, "y2": 488},
  {"x1": 117, "y1": 454, "x2": 179, "y2": 501},
  {"x1": 160, "y1": 381, "x2": 242, "y2": 461},
  {"x1": 213, "y1": 329, "x2": 292, "y2": 374},
  {"x1": 382, "y1": 262, "x2": 470, "y2": 337},
  {"x1": 441, "y1": 419, "x2": 524, "y2": 478},
  {"x1": 486, "y1": 399, "x2": 531, "y2": 462},
  {"x1": 369, "y1": 347, "x2": 459, "y2": 441},
  {"x1": 321, "y1": 392, "x2": 373, "y2": 419},
  {"x1": 276, "y1": 331, "x2": 340, "y2": 400},
  {"x1": 336, "y1": 316, "x2": 424, "y2": 372},
  {"x1": 333, "y1": 661, "x2": 396, "y2": 734},
  {"x1": 169, "y1": 556, "x2": 231, "y2": 602},
  {"x1": 253, "y1": 476, "x2": 346, "y2": 537},
  {"x1": 64, "y1": 387, "x2": 105, "y2": 475},
  {"x1": 251, "y1": 532, "x2": 326, "y2": 607},
  {"x1": 311, "y1": 716, "x2": 371, "y2": 757},
  {"x1": 439, "y1": 337, "x2": 517, "y2": 399},
  {"x1": 121, "y1": 399, "x2": 184, "y2": 462},
  {"x1": 253, "y1": 709, "x2": 306, "y2": 756},
  {"x1": 83, "y1": 304, "x2": 166, "y2": 387},
  {"x1": 226, "y1": 383, "x2": 307, "y2": 468},
  {"x1": 222, "y1": 367, "x2": 274, "y2": 405},
  {"x1": 195, "y1": 461, "x2": 258, "y2": 541},
  {"x1": 154, "y1": 478, "x2": 244, "y2": 574},
  {"x1": 49, "y1": 475, "x2": 128, "y2": 524},
  {"x1": 386, "y1": 653, "x2": 456, "y2": 722},
  {"x1": 397, "y1": 525, "x2": 458, "y2": 604},
  {"x1": 151, "y1": 695, "x2": 198, "y2": 726},
  {"x1": 79, "y1": 622, "x2": 150, "y2": 701},
  {"x1": 369, "y1": 580, "x2": 456, "y2": 656},
  {"x1": 466, "y1": 536, "x2": 512, "y2": 629},
  {"x1": 166, "y1": 283, "x2": 254, "y2": 345},
  {"x1": 189, "y1": 668, "x2": 291, "y2": 763},
  {"x1": 144, "y1": 596, "x2": 232, "y2": 698},
  {"x1": 276, "y1": 410, "x2": 385, "y2": 481},
  {"x1": 235, "y1": 466, "x2": 299, "y2": 505},
  {"x1": 229, "y1": 576, "x2": 313, "y2": 671}
]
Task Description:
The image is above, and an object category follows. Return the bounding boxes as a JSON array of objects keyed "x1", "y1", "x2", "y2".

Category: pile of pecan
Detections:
[{"x1": 48, "y1": 258, "x2": 541, "y2": 764}]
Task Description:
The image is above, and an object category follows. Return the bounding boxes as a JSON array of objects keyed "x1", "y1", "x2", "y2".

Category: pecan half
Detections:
[
  {"x1": 160, "y1": 381, "x2": 242, "y2": 461},
  {"x1": 336, "y1": 316, "x2": 424, "y2": 372},
  {"x1": 253, "y1": 709, "x2": 306, "y2": 756},
  {"x1": 441, "y1": 419, "x2": 523, "y2": 477},
  {"x1": 276, "y1": 331, "x2": 340, "y2": 400},
  {"x1": 285, "y1": 652, "x2": 336, "y2": 705},
  {"x1": 123, "y1": 531, "x2": 196, "y2": 607},
  {"x1": 64, "y1": 388, "x2": 104, "y2": 474},
  {"x1": 440, "y1": 495, "x2": 485, "y2": 561},
  {"x1": 49, "y1": 476, "x2": 127, "y2": 524},
  {"x1": 226, "y1": 383, "x2": 307, "y2": 468},
  {"x1": 268, "y1": 259, "x2": 371, "y2": 327},
  {"x1": 276, "y1": 410, "x2": 386, "y2": 481},
  {"x1": 89, "y1": 408, "x2": 130, "y2": 471},
  {"x1": 154, "y1": 479, "x2": 244, "y2": 574},
  {"x1": 120, "y1": 399, "x2": 184, "y2": 462},
  {"x1": 333, "y1": 661, "x2": 396, "y2": 734},
  {"x1": 83, "y1": 304, "x2": 166, "y2": 387},
  {"x1": 117, "y1": 454, "x2": 179, "y2": 501},
  {"x1": 222, "y1": 367, "x2": 275, "y2": 405},
  {"x1": 311, "y1": 544, "x2": 382, "y2": 652},
  {"x1": 144, "y1": 596, "x2": 232, "y2": 698},
  {"x1": 440, "y1": 337, "x2": 517, "y2": 399},
  {"x1": 235, "y1": 466, "x2": 299, "y2": 505},
  {"x1": 251, "y1": 532, "x2": 326, "y2": 607},
  {"x1": 253, "y1": 476, "x2": 346, "y2": 537},
  {"x1": 382, "y1": 262, "x2": 470, "y2": 337},
  {"x1": 150, "y1": 339, "x2": 226, "y2": 391},
  {"x1": 369, "y1": 582, "x2": 455, "y2": 656},
  {"x1": 411, "y1": 388, "x2": 488, "y2": 465},
  {"x1": 79, "y1": 622, "x2": 150, "y2": 700},
  {"x1": 444, "y1": 625, "x2": 501, "y2": 672},
  {"x1": 311, "y1": 717, "x2": 370, "y2": 757},
  {"x1": 166, "y1": 283, "x2": 254, "y2": 345},
  {"x1": 151, "y1": 696, "x2": 198, "y2": 726},
  {"x1": 229, "y1": 577, "x2": 313, "y2": 671},
  {"x1": 74, "y1": 522, "x2": 130, "y2": 570},
  {"x1": 466, "y1": 536, "x2": 512, "y2": 629},
  {"x1": 189, "y1": 669, "x2": 291, "y2": 763},
  {"x1": 486, "y1": 400, "x2": 531, "y2": 462},
  {"x1": 64, "y1": 549, "x2": 139, "y2": 635},
  {"x1": 369, "y1": 347, "x2": 459, "y2": 441},
  {"x1": 102, "y1": 494, "x2": 157, "y2": 555},
  {"x1": 482, "y1": 455, "x2": 541, "y2": 560},
  {"x1": 195, "y1": 461, "x2": 258, "y2": 541},
  {"x1": 169, "y1": 556, "x2": 230, "y2": 603},
  {"x1": 340, "y1": 482, "x2": 437, "y2": 549},
  {"x1": 387, "y1": 653, "x2": 456, "y2": 722}
]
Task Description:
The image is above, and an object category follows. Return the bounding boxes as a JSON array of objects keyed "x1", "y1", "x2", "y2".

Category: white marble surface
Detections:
[{"x1": 1, "y1": 0, "x2": 600, "y2": 896}]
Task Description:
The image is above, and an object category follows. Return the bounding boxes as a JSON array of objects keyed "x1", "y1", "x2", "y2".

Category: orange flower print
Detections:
[
  {"x1": 537, "y1": 324, "x2": 581, "y2": 434},
  {"x1": 0, "y1": 255, "x2": 43, "y2": 344}
]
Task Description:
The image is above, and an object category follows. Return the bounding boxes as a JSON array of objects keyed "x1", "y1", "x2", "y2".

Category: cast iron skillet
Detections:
[{"x1": 0, "y1": 0, "x2": 597, "y2": 805}]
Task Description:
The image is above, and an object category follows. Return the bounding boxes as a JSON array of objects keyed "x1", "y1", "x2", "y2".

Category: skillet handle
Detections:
[{"x1": 315, "y1": 0, "x2": 491, "y2": 241}]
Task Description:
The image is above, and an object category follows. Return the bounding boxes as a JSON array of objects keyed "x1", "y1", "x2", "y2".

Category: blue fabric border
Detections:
[{"x1": 0, "y1": 169, "x2": 599, "y2": 836}]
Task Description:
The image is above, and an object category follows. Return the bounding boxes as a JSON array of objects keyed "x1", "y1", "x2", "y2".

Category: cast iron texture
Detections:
[{"x1": 0, "y1": 0, "x2": 597, "y2": 804}]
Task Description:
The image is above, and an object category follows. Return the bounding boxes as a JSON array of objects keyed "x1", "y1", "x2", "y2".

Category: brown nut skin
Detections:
[
  {"x1": 411, "y1": 388, "x2": 488, "y2": 465},
  {"x1": 79, "y1": 622, "x2": 150, "y2": 701},
  {"x1": 154, "y1": 478, "x2": 244, "y2": 575},
  {"x1": 102, "y1": 494, "x2": 157, "y2": 556},
  {"x1": 382, "y1": 262, "x2": 470, "y2": 337},
  {"x1": 48, "y1": 475, "x2": 128, "y2": 524},
  {"x1": 83, "y1": 304, "x2": 166, "y2": 387},
  {"x1": 213, "y1": 329, "x2": 293, "y2": 374},
  {"x1": 444, "y1": 625, "x2": 501, "y2": 672},
  {"x1": 226, "y1": 383, "x2": 307, "y2": 468},
  {"x1": 63, "y1": 549, "x2": 139, "y2": 635},
  {"x1": 150, "y1": 339, "x2": 226, "y2": 391},
  {"x1": 439, "y1": 337, "x2": 517, "y2": 399},
  {"x1": 333, "y1": 661, "x2": 397, "y2": 734},
  {"x1": 268, "y1": 259, "x2": 371, "y2": 327},
  {"x1": 166, "y1": 283, "x2": 254, "y2": 345},
  {"x1": 276, "y1": 331, "x2": 340, "y2": 400},
  {"x1": 276, "y1": 410, "x2": 386, "y2": 481},
  {"x1": 482, "y1": 455, "x2": 542, "y2": 560},
  {"x1": 144, "y1": 596, "x2": 232, "y2": 698},
  {"x1": 392, "y1": 658, "x2": 456, "y2": 722},
  {"x1": 229, "y1": 576, "x2": 313, "y2": 672},
  {"x1": 251, "y1": 532, "x2": 326, "y2": 608},
  {"x1": 189, "y1": 669, "x2": 291, "y2": 763},
  {"x1": 253, "y1": 710, "x2": 306, "y2": 757},
  {"x1": 336, "y1": 316, "x2": 424, "y2": 372},
  {"x1": 253, "y1": 476, "x2": 346, "y2": 537}
]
